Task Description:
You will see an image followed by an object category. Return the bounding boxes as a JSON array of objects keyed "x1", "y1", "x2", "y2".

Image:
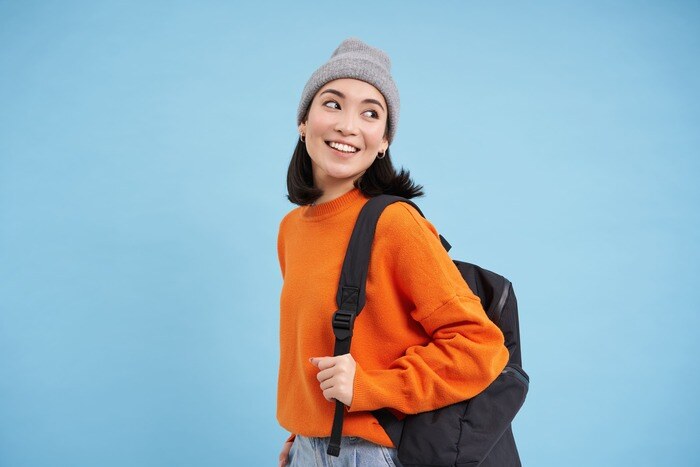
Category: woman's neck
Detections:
[
  {"x1": 313, "y1": 173, "x2": 363, "y2": 206},
  {"x1": 314, "y1": 186, "x2": 357, "y2": 206}
]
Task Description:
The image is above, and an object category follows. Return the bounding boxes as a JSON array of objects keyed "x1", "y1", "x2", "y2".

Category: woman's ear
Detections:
[{"x1": 298, "y1": 123, "x2": 306, "y2": 135}]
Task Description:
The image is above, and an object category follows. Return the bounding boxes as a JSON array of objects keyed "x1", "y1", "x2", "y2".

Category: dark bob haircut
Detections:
[{"x1": 285, "y1": 137, "x2": 425, "y2": 206}]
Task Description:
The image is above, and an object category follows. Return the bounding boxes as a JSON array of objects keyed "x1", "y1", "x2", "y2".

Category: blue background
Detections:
[{"x1": 1, "y1": 1, "x2": 698, "y2": 465}]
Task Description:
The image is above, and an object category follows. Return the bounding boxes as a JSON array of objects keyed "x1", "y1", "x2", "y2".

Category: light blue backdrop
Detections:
[{"x1": 1, "y1": 1, "x2": 698, "y2": 466}]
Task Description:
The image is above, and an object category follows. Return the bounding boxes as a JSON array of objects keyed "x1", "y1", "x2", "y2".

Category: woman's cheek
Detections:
[{"x1": 366, "y1": 130, "x2": 385, "y2": 147}]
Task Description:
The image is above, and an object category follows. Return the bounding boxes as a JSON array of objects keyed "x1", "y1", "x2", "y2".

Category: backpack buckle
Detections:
[{"x1": 332, "y1": 310, "x2": 356, "y2": 340}]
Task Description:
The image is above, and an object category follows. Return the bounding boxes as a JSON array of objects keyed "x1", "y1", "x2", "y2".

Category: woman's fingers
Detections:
[
  {"x1": 279, "y1": 440, "x2": 293, "y2": 467},
  {"x1": 309, "y1": 356, "x2": 336, "y2": 370},
  {"x1": 310, "y1": 354, "x2": 357, "y2": 406},
  {"x1": 319, "y1": 377, "x2": 334, "y2": 390},
  {"x1": 322, "y1": 387, "x2": 335, "y2": 402},
  {"x1": 316, "y1": 366, "x2": 336, "y2": 383}
]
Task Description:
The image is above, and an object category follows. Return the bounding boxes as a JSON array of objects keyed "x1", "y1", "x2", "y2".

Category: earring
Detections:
[
  {"x1": 377, "y1": 151, "x2": 386, "y2": 159},
  {"x1": 299, "y1": 133, "x2": 305, "y2": 143}
]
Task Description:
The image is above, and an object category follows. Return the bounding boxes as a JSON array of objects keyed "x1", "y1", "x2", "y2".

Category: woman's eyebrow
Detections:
[{"x1": 319, "y1": 89, "x2": 385, "y2": 112}]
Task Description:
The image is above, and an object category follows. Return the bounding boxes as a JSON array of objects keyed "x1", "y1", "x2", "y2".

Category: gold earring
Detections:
[
  {"x1": 300, "y1": 133, "x2": 305, "y2": 143},
  {"x1": 377, "y1": 151, "x2": 386, "y2": 159}
]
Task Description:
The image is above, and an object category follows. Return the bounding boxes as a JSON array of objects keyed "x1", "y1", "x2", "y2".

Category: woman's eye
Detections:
[
  {"x1": 323, "y1": 100, "x2": 378, "y2": 119},
  {"x1": 323, "y1": 100, "x2": 340, "y2": 109}
]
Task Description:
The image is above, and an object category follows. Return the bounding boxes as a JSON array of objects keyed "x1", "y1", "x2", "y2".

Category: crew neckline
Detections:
[{"x1": 300, "y1": 187, "x2": 368, "y2": 221}]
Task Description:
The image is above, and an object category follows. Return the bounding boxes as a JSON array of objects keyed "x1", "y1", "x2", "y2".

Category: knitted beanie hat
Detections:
[{"x1": 296, "y1": 37, "x2": 400, "y2": 143}]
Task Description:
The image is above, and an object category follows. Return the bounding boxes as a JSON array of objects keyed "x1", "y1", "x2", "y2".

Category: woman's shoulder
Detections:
[
  {"x1": 376, "y1": 199, "x2": 440, "y2": 240},
  {"x1": 278, "y1": 204, "x2": 305, "y2": 227},
  {"x1": 277, "y1": 207, "x2": 301, "y2": 240}
]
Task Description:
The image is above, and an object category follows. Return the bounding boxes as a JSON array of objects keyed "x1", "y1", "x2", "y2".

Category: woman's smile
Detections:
[{"x1": 325, "y1": 140, "x2": 360, "y2": 157}]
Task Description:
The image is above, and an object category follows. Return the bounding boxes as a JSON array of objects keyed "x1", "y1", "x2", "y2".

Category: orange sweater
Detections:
[{"x1": 276, "y1": 187, "x2": 509, "y2": 447}]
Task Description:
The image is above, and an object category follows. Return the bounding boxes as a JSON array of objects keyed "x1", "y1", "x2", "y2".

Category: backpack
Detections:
[{"x1": 325, "y1": 194, "x2": 529, "y2": 467}]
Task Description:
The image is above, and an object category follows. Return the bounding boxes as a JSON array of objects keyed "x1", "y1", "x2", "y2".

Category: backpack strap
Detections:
[{"x1": 327, "y1": 194, "x2": 450, "y2": 456}]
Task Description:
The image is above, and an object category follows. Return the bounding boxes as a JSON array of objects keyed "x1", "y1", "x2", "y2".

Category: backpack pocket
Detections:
[
  {"x1": 387, "y1": 364, "x2": 529, "y2": 467},
  {"x1": 395, "y1": 398, "x2": 469, "y2": 467},
  {"x1": 455, "y1": 363, "x2": 529, "y2": 466}
]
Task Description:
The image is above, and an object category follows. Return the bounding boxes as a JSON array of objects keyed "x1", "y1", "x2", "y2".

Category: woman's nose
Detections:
[{"x1": 334, "y1": 113, "x2": 359, "y2": 135}]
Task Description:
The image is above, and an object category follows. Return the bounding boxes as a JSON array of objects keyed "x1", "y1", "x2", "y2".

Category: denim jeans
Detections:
[{"x1": 287, "y1": 434, "x2": 403, "y2": 467}]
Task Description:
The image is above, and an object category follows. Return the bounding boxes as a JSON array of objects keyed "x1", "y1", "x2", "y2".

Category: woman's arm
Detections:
[
  {"x1": 347, "y1": 202, "x2": 509, "y2": 414},
  {"x1": 348, "y1": 293, "x2": 509, "y2": 413}
]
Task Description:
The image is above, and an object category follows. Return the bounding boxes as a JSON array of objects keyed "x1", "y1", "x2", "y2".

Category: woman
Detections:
[{"x1": 277, "y1": 37, "x2": 509, "y2": 467}]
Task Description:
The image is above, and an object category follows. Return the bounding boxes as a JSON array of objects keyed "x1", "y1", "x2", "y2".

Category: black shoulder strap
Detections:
[{"x1": 326, "y1": 194, "x2": 451, "y2": 456}]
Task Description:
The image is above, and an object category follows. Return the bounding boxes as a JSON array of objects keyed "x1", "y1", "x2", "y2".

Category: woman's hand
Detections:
[
  {"x1": 309, "y1": 354, "x2": 356, "y2": 407},
  {"x1": 278, "y1": 439, "x2": 293, "y2": 467}
]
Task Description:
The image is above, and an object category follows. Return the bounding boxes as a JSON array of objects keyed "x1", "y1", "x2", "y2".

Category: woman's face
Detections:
[{"x1": 299, "y1": 78, "x2": 389, "y2": 193}]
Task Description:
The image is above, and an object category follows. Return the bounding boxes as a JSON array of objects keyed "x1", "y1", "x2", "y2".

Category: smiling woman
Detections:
[
  {"x1": 276, "y1": 37, "x2": 510, "y2": 467},
  {"x1": 299, "y1": 78, "x2": 391, "y2": 204},
  {"x1": 285, "y1": 38, "x2": 424, "y2": 207}
]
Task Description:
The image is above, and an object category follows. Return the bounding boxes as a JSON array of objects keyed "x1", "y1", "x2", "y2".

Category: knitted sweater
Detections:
[{"x1": 276, "y1": 187, "x2": 510, "y2": 447}]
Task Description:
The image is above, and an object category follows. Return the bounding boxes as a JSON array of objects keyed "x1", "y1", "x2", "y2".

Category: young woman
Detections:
[{"x1": 276, "y1": 37, "x2": 510, "y2": 467}]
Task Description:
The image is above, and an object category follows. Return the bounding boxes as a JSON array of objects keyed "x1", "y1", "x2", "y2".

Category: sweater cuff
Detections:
[{"x1": 348, "y1": 360, "x2": 375, "y2": 413}]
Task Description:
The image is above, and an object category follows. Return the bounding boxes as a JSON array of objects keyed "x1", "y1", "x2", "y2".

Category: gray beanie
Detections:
[{"x1": 297, "y1": 37, "x2": 400, "y2": 143}]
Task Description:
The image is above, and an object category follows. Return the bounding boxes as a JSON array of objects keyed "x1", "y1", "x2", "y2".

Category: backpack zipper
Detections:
[{"x1": 494, "y1": 280, "x2": 511, "y2": 319}]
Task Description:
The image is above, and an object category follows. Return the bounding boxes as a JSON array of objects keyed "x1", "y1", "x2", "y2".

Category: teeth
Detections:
[{"x1": 329, "y1": 141, "x2": 358, "y2": 153}]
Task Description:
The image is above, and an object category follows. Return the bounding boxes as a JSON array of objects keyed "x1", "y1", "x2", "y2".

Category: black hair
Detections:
[{"x1": 285, "y1": 138, "x2": 425, "y2": 206}]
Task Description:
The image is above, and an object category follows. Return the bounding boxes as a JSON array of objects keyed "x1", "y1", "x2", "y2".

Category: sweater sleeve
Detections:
[{"x1": 347, "y1": 202, "x2": 510, "y2": 414}]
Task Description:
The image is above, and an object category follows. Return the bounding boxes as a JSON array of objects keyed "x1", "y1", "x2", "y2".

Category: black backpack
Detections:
[{"x1": 325, "y1": 194, "x2": 529, "y2": 466}]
